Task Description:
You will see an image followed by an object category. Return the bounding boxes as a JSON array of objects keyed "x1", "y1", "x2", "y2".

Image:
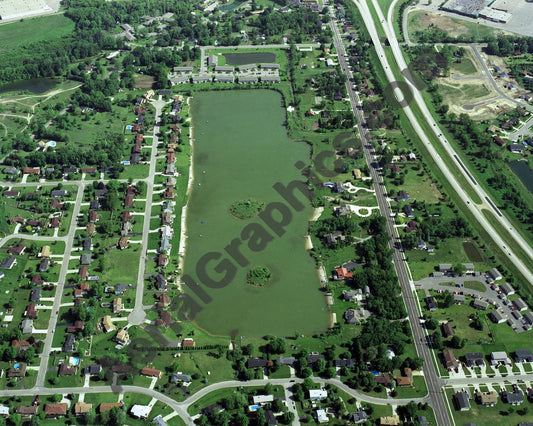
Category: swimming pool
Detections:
[
  {"x1": 48, "y1": 141, "x2": 56, "y2": 147},
  {"x1": 13, "y1": 363, "x2": 20, "y2": 369},
  {"x1": 126, "y1": 125, "x2": 133, "y2": 130},
  {"x1": 69, "y1": 356, "x2": 80, "y2": 366}
]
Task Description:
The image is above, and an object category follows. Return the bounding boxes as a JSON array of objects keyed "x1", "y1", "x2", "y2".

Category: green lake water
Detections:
[{"x1": 184, "y1": 90, "x2": 329, "y2": 337}]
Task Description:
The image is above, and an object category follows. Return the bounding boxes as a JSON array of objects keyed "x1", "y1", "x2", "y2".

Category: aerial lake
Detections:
[
  {"x1": 184, "y1": 90, "x2": 329, "y2": 337},
  {"x1": 0, "y1": 78, "x2": 59, "y2": 95},
  {"x1": 509, "y1": 160, "x2": 533, "y2": 196}
]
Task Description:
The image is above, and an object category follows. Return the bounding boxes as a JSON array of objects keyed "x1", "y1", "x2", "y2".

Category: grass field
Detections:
[
  {"x1": 407, "y1": 10, "x2": 506, "y2": 42},
  {"x1": 0, "y1": 15, "x2": 74, "y2": 52}
]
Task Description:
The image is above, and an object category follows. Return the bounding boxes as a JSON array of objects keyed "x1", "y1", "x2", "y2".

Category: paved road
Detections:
[
  {"x1": 362, "y1": 0, "x2": 533, "y2": 285},
  {"x1": 328, "y1": 10, "x2": 449, "y2": 425},
  {"x1": 128, "y1": 97, "x2": 168, "y2": 326},
  {"x1": 0, "y1": 384, "x2": 190, "y2": 424},
  {"x1": 35, "y1": 182, "x2": 87, "y2": 387},
  {"x1": 469, "y1": 44, "x2": 533, "y2": 112}
]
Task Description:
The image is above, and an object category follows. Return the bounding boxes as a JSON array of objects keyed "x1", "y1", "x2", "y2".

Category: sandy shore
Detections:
[{"x1": 177, "y1": 98, "x2": 195, "y2": 279}]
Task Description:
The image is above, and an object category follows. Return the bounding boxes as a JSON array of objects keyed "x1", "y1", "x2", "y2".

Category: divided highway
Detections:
[{"x1": 367, "y1": 0, "x2": 533, "y2": 284}]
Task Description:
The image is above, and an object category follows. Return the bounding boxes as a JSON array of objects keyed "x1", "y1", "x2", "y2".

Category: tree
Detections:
[
  {"x1": 255, "y1": 408, "x2": 267, "y2": 426},
  {"x1": 431, "y1": 331, "x2": 443, "y2": 350},
  {"x1": 52, "y1": 394, "x2": 62, "y2": 403},
  {"x1": 453, "y1": 263, "x2": 466, "y2": 276},
  {"x1": 108, "y1": 407, "x2": 126, "y2": 426},
  {"x1": 441, "y1": 290, "x2": 454, "y2": 308},
  {"x1": 8, "y1": 413, "x2": 20, "y2": 425}
]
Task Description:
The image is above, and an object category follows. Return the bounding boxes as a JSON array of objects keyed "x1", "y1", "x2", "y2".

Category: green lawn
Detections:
[
  {"x1": 445, "y1": 387, "x2": 531, "y2": 425},
  {"x1": 0, "y1": 15, "x2": 74, "y2": 51},
  {"x1": 100, "y1": 248, "x2": 141, "y2": 284}
]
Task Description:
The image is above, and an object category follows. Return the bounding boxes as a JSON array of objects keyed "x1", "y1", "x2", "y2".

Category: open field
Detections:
[
  {"x1": 0, "y1": 14, "x2": 73, "y2": 53},
  {"x1": 183, "y1": 90, "x2": 329, "y2": 337},
  {"x1": 407, "y1": 9, "x2": 507, "y2": 41}
]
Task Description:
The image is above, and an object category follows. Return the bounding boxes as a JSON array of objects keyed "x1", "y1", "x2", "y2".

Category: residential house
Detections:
[
  {"x1": 8, "y1": 244, "x2": 26, "y2": 256},
  {"x1": 20, "y1": 319, "x2": 33, "y2": 334},
  {"x1": 476, "y1": 391, "x2": 498, "y2": 407},
  {"x1": 352, "y1": 409, "x2": 368, "y2": 424},
  {"x1": 374, "y1": 374, "x2": 392, "y2": 387},
  {"x1": 170, "y1": 373, "x2": 191, "y2": 384},
  {"x1": 59, "y1": 363, "x2": 78, "y2": 376},
  {"x1": 102, "y1": 316, "x2": 116, "y2": 332},
  {"x1": 84, "y1": 364, "x2": 101, "y2": 375},
  {"x1": 442, "y1": 322, "x2": 454, "y2": 337},
  {"x1": 118, "y1": 237, "x2": 130, "y2": 250},
  {"x1": 99, "y1": 403, "x2": 124, "y2": 413},
  {"x1": 503, "y1": 385, "x2": 524, "y2": 405},
  {"x1": 113, "y1": 298, "x2": 123, "y2": 314},
  {"x1": 464, "y1": 352, "x2": 485, "y2": 368},
  {"x1": 333, "y1": 267, "x2": 353, "y2": 280},
  {"x1": 0, "y1": 256, "x2": 17, "y2": 269},
  {"x1": 405, "y1": 220, "x2": 418, "y2": 233},
  {"x1": 380, "y1": 415, "x2": 400, "y2": 425},
  {"x1": 115, "y1": 328, "x2": 130, "y2": 345},
  {"x1": 443, "y1": 349, "x2": 459, "y2": 370},
  {"x1": 25, "y1": 303, "x2": 38, "y2": 319},
  {"x1": 157, "y1": 254, "x2": 168, "y2": 267},
  {"x1": 79, "y1": 266, "x2": 89, "y2": 279},
  {"x1": 30, "y1": 288, "x2": 41, "y2": 302},
  {"x1": 80, "y1": 253, "x2": 92, "y2": 265},
  {"x1": 74, "y1": 402, "x2": 93, "y2": 416},
  {"x1": 491, "y1": 351, "x2": 512, "y2": 366},
  {"x1": 342, "y1": 289, "x2": 363, "y2": 302},
  {"x1": 49, "y1": 216, "x2": 61, "y2": 228},
  {"x1": 488, "y1": 268, "x2": 502, "y2": 281},
  {"x1": 490, "y1": 310, "x2": 506, "y2": 323},
  {"x1": 7, "y1": 363, "x2": 26, "y2": 378},
  {"x1": 513, "y1": 298, "x2": 528, "y2": 311},
  {"x1": 426, "y1": 296, "x2": 437, "y2": 311},
  {"x1": 500, "y1": 282, "x2": 515, "y2": 295},
  {"x1": 323, "y1": 231, "x2": 346, "y2": 247},
  {"x1": 3, "y1": 190, "x2": 20, "y2": 198},
  {"x1": 155, "y1": 274, "x2": 168, "y2": 291},
  {"x1": 38, "y1": 258, "x2": 49, "y2": 273},
  {"x1": 472, "y1": 299, "x2": 489, "y2": 310},
  {"x1": 114, "y1": 283, "x2": 127, "y2": 295},
  {"x1": 15, "y1": 405, "x2": 38, "y2": 417},
  {"x1": 63, "y1": 335, "x2": 76, "y2": 352},
  {"x1": 156, "y1": 293, "x2": 170, "y2": 309},
  {"x1": 514, "y1": 349, "x2": 533, "y2": 363},
  {"x1": 309, "y1": 389, "x2": 328, "y2": 400},
  {"x1": 454, "y1": 391, "x2": 470, "y2": 411},
  {"x1": 246, "y1": 358, "x2": 269, "y2": 368},
  {"x1": 86, "y1": 223, "x2": 96, "y2": 235},
  {"x1": 141, "y1": 367, "x2": 162, "y2": 378},
  {"x1": 344, "y1": 307, "x2": 370, "y2": 325},
  {"x1": 44, "y1": 403, "x2": 68, "y2": 418},
  {"x1": 89, "y1": 211, "x2": 98, "y2": 223},
  {"x1": 67, "y1": 320, "x2": 84, "y2": 333},
  {"x1": 396, "y1": 190, "x2": 410, "y2": 202},
  {"x1": 131, "y1": 405, "x2": 151, "y2": 419},
  {"x1": 51, "y1": 189, "x2": 68, "y2": 197},
  {"x1": 182, "y1": 338, "x2": 195, "y2": 348},
  {"x1": 83, "y1": 238, "x2": 92, "y2": 251},
  {"x1": 277, "y1": 357, "x2": 295, "y2": 366}
]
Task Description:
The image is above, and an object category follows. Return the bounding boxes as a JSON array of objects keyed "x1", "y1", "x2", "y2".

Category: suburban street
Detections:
[
  {"x1": 128, "y1": 97, "x2": 168, "y2": 326},
  {"x1": 36, "y1": 182, "x2": 87, "y2": 387},
  {"x1": 328, "y1": 9, "x2": 451, "y2": 425}
]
